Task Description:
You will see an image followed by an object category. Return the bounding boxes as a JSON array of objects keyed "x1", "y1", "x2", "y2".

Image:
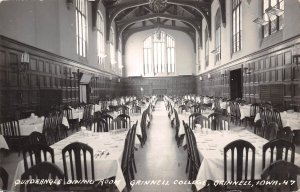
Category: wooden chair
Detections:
[
  {"x1": 193, "y1": 115, "x2": 210, "y2": 129},
  {"x1": 183, "y1": 121, "x2": 193, "y2": 178},
  {"x1": 121, "y1": 129, "x2": 132, "y2": 191},
  {"x1": 261, "y1": 160, "x2": 300, "y2": 192},
  {"x1": 63, "y1": 106, "x2": 79, "y2": 131},
  {"x1": 264, "y1": 122, "x2": 278, "y2": 140},
  {"x1": 28, "y1": 131, "x2": 47, "y2": 145},
  {"x1": 246, "y1": 103, "x2": 260, "y2": 127},
  {"x1": 276, "y1": 126, "x2": 294, "y2": 143},
  {"x1": 0, "y1": 167, "x2": 8, "y2": 190},
  {"x1": 20, "y1": 162, "x2": 64, "y2": 192},
  {"x1": 91, "y1": 117, "x2": 108, "y2": 132},
  {"x1": 110, "y1": 117, "x2": 127, "y2": 130},
  {"x1": 224, "y1": 139, "x2": 255, "y2": 181},
  {"x1": 189, "y1": 112, "x2": 201, "y2": 130},
  {"x1": 0, "y1": 120, "x2": 25, "y2": 152},
  {"x1": 254, "y1": 119, "x2": 264, "y2": 137},
  {"x1": 214, "y1": 115, "x2": 230, "y2": 131},
  {"x1": 130, "y1": 106, "x2": 141, "y2": 114},
  {"x1": 22, "y1": 144, "x2": 55, "y2": 171},
  {"x1": 189, "y1": 127, "x2": 201, "y2": 181},
  {"x1": 262, "y1": 139, "x2": 295, "y2": 169},
  {"x1": 117, "y1": 113, "x2": 131, "y2": 128},
  {"x1": 128, "y1": 121, "x2": 138, "y2": 180},
  {"x1": 62, "y1": 142, "x2": 94, "y2": 180},
  {"x1": 272, "y1": 109, "x2": 283, "y2": 129},
  {"x1": 208, "y1": 112, "x2": 221, "y2": 130},
  {"x1": 101, "y1": 113, "x2": 113, "y2": 129}
]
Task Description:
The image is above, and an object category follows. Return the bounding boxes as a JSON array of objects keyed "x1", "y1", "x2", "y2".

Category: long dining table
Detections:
[
  {"x1": 11, "y1": 129, "x2": 138, "y2": 192},
  {"x1": 193, "y1": 129, "x2": 300, "y2": 191}
]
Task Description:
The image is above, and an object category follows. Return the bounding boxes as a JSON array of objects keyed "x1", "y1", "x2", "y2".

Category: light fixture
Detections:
[
  {"x1": 66, "y1": 0, "x2": 74, "y2": 10},
  {"x1": 243, "y1": 67, "x2": 252, "y2": 75},
  {"x1": 211, "y1": 48, "x2": 220, "y2": 55},
  {"x1": 293, "y1": 44, "x2": 300, "y2": 67},
  {"x1": 199, "y1": 76, "x2": 203, "y2": 81},
  {"x1": 208, "y1": 73, "x2": 211, "y2": 79},
  {"x1": 118, "y1": 78, "x2": 121, "y2": 83},
  {"x1": 149, "y1": 0, "x2": 167, "y2": 13},
  {"x1": 19, "y1": 52, "x2": 30, "y2": 73},
  {"x1": 253, "y1": 17, "x2": 269, "y2": 25},
  {"x1": 221, "y1": 70, "x2": 227, "y2": 77},
  {"x1": 265, "y1": 6, "x2": 284, "y2": 17}
]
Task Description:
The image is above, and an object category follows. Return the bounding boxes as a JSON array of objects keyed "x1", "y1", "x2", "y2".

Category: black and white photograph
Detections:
[{"x1": 0, "y1": 0, "x2": 300, "y2": 191}]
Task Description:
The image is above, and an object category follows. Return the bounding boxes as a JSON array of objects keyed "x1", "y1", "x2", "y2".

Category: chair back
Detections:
[
  {"x1": 264, "y1": 122, "x2": 278, "y2": 140},
  {"x1": 193, "y1": 115, "x2": 210, "y2": 129},
  {"x1": 92, "y1": 117, "x2": 108, "y2": 132},
  {"x1": 28, "y1": 131, "x2": 47, "y2": 145},
  {"x1": 0, "y1": 167, "x2": 8, "y2": 190},
  {"x1": 277, "y1": 126, "x2": 294, "y2": 143},
  {"x1": 189, "y1": 112, "x2": 201, "y2": 130},
  {"x1": 262, "y1": 139, "x2": 295, "y2": 169},
  {"x1": 224, "y1": 139, "x2": 255, "y2": 181},
  {"x1": 62, "y1": 142, "x2": 94, "y2": 180},
  {"x1": 214, "y1": 115, "x2": 230, "y2": 131},
  {"x1": 101, "y1": 114, "x2": 113, "y2": 128},
  {"x1": 21, "y1": 162, "x2": 64, "y2": 192},
  {"x1": 261, "y1": 160, "x2": 300, "y2": 192},
  {"x1": 0, "y1": 120, "x2": 21, "y2": 136},
  {"x1": 22, "y1": 144, "x2": 54, "y2": 171}
]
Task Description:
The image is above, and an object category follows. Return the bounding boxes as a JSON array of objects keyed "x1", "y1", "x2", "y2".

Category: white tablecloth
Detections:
[
  {"x1": 0, "y1": 135, "x2": 9, "y2": 150},
  {"x1": 239, "y1": 105, "x2": 251, "y2": 120},
  {"x1": 11, "y1": 131, "x2": 131, "y2": 192},
  {"x1": 194, "y1": 130, "x2": 300, "y2": 190},
  {"x1": 254, "y1": 111, "x2": 300, "y2": 131},
  {"x1": 19, "y1": 116, "x2": 69, "y2": 136}
]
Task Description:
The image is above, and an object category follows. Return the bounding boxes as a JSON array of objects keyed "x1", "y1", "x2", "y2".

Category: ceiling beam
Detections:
[{"x1": 106, "y1": 0, "x2": 211, "y2": 41}]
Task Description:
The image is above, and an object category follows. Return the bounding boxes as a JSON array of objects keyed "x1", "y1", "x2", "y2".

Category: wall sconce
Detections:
[
  {"x1": 221, "y1": 70, "x2": 227, "y2": 77},
  {"x1": 19, "y1": 52, "x2": 30, "y2": 73},
  {"x1": 66, "y1": 0, "x2": 74, "y2": 10},
  {"x1": 293, "y1": 44, "x2": 300, "y2": 67},
  {"x1": 211, "y1": 48, "x2": 220, "y2": 55},
  {"x1": 265, "y1": 6, "x2": 284, "y2": 17},
  {"x1": 253, "y1": 16, "x2": 268, "y2": 25},
  {"x1": 109, "y1": 76, "x2": 113, "y2": 81},
  {"x1": 243, "y1": 67, "x2": 252, "y2": 75},
  {"x1": 208, "y1": 73, "x2": 211, "y2": 79},
  {"x1": 199, "y1": 76, "x2": 203, "y2": 81},
  {"x1": 118, "y1": 78, "x2": 121, "y2": 83}
]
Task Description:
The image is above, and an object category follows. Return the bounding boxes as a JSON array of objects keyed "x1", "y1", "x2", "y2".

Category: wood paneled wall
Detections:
[
  {"x1": 123, "y1": 76, "x2": 196, "y2": 97},
  {"x1": 0, "y1": 36, "x2": 123, "y2": 120},
  {"x1": 196, "y1": 37, "x2": 300, "y2": 108}
]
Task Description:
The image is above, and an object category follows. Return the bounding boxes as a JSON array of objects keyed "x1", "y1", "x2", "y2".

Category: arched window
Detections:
[
  {"x1": 75, "y1": 0, "x2": 87, "y2": 57},
  {"x1": 143, "y1": 31, "x2": 175, "y2": 75},
  {"x1": 215, "y1": 9, "x2": 221, "y2": 63},
  {"x1": 97, "y1": 11, "x2": 104, "y2": 64},
  {"x1": 118, "y1": 38, "x2": 122, "y2": 69},
  {"x1": 110, "y1": 27, "x2": 116, "y2": 66}
]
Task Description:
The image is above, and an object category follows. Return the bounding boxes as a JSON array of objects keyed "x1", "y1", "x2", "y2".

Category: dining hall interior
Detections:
[{"x1": 0, "y1": 0, "x2": 300, "y2": 191}]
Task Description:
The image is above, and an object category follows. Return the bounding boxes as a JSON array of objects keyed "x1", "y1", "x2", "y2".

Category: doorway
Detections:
[
  {"x1": 230, "y1": 69, "x2": 243, "y2": 100},
  {"x1": 80, "y1": 84, "x2": 87, "y2": 103}
]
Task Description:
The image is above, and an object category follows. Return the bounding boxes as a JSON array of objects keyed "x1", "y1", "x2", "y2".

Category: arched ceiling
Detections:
[{"x1": 97, "y1": 0, "x2": 227, "y2": 52}]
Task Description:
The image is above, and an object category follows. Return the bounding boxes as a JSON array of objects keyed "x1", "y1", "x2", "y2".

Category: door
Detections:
[
  {"x1": 80, "y1": 84, "x2": 87, "y2": 103},
  {"x1": 230, "y1": 69, "x2": 243, "y2": 100}
]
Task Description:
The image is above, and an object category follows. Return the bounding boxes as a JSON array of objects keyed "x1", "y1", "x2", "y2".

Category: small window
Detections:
[
  {"x1": 263, "y1": 0, "x2": 284, "y2": 38},
  {"x1": 97, "y1": 11, "x2": 105, "y2": 64}
]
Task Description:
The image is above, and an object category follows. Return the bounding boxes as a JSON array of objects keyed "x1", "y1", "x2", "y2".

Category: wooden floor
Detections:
[{"x1": 1, "y1": 101, "x2": 300, "y2": 192}]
